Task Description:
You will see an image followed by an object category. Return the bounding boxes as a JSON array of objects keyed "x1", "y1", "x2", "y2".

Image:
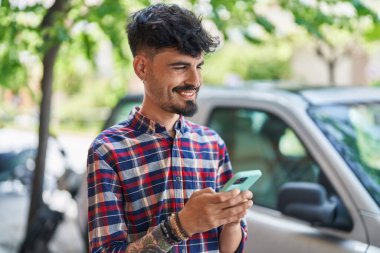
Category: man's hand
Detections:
[{"x1": 178, "y1": 188, "x2": 253, "y2": 236}]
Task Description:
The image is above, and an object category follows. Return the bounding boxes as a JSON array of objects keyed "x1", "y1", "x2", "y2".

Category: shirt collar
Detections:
[{"x1": 127, "y1": 106, "x2": 189, "y2": 135}]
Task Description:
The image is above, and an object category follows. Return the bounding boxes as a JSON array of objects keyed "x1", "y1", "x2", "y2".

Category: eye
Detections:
[{"x1": 172, "y1": 65, "x2": 188, "y2": 71}]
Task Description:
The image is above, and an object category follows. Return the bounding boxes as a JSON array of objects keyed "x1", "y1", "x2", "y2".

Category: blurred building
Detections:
[{"x1": 291, "y1": 42, "x2": 380, "y2": 86}]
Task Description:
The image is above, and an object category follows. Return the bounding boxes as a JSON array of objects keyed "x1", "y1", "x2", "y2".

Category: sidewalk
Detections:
[{"x1": 0, "y1": 192, "x2": 28, "y2": 253}]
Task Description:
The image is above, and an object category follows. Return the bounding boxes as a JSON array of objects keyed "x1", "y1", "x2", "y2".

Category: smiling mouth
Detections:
[{"x1": 173, "y1": 86, "x2": 199, "y2": 99}]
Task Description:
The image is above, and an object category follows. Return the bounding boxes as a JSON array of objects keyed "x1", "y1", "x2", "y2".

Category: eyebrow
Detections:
[{"x1": 168, "y1": 60, "x2": 204, "y2": 67}]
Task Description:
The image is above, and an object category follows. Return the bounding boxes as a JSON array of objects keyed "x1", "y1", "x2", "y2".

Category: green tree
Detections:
[
  {"x1": 0, "y1": 1, "x2": 145, "y2": 251},
  {"x1": 203, "y1": 41, "x2": 291, "y2": 84},
  {"x1": 282, "y1": 0, "x2": 379, "y2": 85},
  {"x1": 209, "y1": 0, "x2": 380, "y2": 85}
]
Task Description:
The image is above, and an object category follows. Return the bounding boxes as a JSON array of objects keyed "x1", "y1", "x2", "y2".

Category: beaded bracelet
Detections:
[
  {"x1": 169, "y1": 215, "x2": 183, "y2": 241},
  {"x1": 175, "y1": 212, "x2": 190, "y2": 238},
  {"x1": 160, "y1": 217, "x2": 185, "y2": 245},
  {"x1": 170, "y1": 213, "x2": 190, "y2": 241}
]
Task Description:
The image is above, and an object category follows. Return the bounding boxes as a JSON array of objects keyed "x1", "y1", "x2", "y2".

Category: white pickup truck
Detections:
[{"x1": 80, "y1": 85, "x2": 380, "y2": 253}]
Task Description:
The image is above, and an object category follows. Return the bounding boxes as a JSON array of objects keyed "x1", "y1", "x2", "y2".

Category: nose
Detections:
[{"x1": 187, "y1": 68, "x2": 201, "y2": 87}]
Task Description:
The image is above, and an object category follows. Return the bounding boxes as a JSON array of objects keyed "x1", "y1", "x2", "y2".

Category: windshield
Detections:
[{"x1": 309, "y1": 103, "x2": 380, "y2": 207}]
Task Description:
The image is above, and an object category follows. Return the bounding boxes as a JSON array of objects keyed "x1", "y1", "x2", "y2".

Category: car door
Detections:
[{"x1": 206, "y1": 105, "x2": 369, "y2": 253}]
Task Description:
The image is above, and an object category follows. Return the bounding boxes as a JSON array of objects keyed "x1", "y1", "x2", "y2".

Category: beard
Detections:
[
  {"x1": 167, "y1": 85, "x2": 199, "y2": 116},
  {"x1": 145, "y1": 71, "x2": 200, "y2": 117},
  {"x1": 169, "y1": 100, "x2": 198, "y2": 117}
]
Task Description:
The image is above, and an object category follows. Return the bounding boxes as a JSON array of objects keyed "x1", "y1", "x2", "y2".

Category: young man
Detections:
[{"x1": 87, "y1": 3, "x2": 253, "y2": 253}]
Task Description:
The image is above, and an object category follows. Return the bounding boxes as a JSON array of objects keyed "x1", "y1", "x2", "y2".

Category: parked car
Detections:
[
  {"x1": 0, "y1": 130, "x2": 67, "y2": 192},
  {"x1": 80, "y1": 85, "x2": 380, "y2": 252},
  {"x1": 0, "y1": 129, "x2": 83, "y2": 252}
]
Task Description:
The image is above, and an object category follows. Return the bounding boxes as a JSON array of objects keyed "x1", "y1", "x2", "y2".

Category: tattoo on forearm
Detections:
[{"x1": 128, "y1": 226, "x2": 172, "y2": 253}]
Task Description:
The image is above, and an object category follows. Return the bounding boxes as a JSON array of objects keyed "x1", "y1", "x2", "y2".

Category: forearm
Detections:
[
  {"x1": 90, "y1": 224, "x2": 173, "y2": 253},
  {"x1": 126, "y1": 225, "x2": 172, "y2": 253},
  {"x1": 219, "y1": 222, "x2": 243, "y2": 253}
]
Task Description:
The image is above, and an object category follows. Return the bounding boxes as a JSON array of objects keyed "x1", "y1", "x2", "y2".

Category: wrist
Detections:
[
  {"x1": 169, "y1": 213, "x2": 190, "y2": 241},
  {"x1": 178, "y1": 211, "x2": 194, "y2": 237},
  {"x1": 223, "y1": 220, "x2": 241, "y2": 231}
]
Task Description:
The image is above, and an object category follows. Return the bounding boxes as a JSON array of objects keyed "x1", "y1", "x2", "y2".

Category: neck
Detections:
[{"x1": 139, "y1": 99, "x2": 180, "y2": 134}]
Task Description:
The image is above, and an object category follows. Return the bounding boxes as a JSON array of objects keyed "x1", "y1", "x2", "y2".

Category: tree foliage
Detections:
[
  {"x1": 204, "y1": 41, "x2": 291, "y2": 84},
  {"x1": 208, "y1": 0, "x2": 379, "y2": 43},
  {"x1": 198, "y1": 0, "x2": 379, "y2": 85},
  {"x1": 1, "y1": 0, "x2": 379, "y2": 92}
]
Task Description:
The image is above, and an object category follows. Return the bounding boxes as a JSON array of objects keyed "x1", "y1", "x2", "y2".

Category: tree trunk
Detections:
[
  {"x1": 25, "y1": 0, "x2": 66, "y2": 236},
  {"x1": 26, "y1": 44, "x2": 60, "y2": 227},
  {"x1": 328, "y1": 59, "x2": 336, "y2": 86}
]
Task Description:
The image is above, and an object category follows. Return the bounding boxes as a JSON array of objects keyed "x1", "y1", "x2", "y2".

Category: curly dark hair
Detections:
[{"x1": 126, "y1": 3, "x2": 220, "y2": 57}]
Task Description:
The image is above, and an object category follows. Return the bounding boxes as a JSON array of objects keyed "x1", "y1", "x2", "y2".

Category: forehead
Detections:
[{"x1": 151, "y1": 48, "x2": 204, "y2": 64}]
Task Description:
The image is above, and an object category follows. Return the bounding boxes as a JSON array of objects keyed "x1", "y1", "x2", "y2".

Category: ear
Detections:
[{"x1": 133, "y1": 55, "x2": 148, "y2": 82}]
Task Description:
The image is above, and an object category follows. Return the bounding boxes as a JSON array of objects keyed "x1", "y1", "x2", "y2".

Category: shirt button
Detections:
[
  {"x1": 176, "y1": 176, "x2": 180, "y2": 181},
  {"x1": 182, "y1": 250, "x2": 185, "y2": 253}
]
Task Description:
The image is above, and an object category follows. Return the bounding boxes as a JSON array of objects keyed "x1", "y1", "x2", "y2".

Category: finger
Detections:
[
  {"x1": 221, "y1": 211, "x2": 247, "y2": 225},
  {"x1": 207, "y1": 189, "x2": 240, "y2": 204},
  {"x1": 217, "y1": 191, "x2": 253, "y2": 209},
  {"x1": 218, "y1": 200, "x2": 253, "y2": 219},
  {"x1": 243, "y1": 190, "x2": 253, "y2": 200},
  {"x1": 191, "y1": 187, "x2": 214, "y2": 198}
]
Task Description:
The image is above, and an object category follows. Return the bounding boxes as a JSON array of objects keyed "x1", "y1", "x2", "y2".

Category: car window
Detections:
[
  {"x1": 104, "y1": 99, "x2": 142, "y2": 129},
  {"x1": 208, "y1": 107, "x2": 322, "y2": 209},
  {"x1": 309, "y1": 103, "x2": 380, "y2": 207}
]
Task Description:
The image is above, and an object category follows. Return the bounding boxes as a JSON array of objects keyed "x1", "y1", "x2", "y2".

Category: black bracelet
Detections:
[
  {"x1": 164, "y1": 218, "x2": 182, "y2": 243},
  {"x1": 160, "y1": 221, "x2": 176, "y2": 245}
]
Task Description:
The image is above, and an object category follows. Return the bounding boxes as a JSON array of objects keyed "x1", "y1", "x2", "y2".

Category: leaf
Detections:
[
  {"x1": 81, "y1": 33, "x2": 97, "y2": 62},
  {"x1": 364, "y1": 24, "x2": 380, "y2": 41},
  {"x1": 0, "y1": 50, "x2": 27, "y2": 90},
  {"x1": 351, "y1": 0, "x2": 378, "y2": 20},
  {"x1": 243, "y1": 31, "x2": 263, "y2": 44},
  {"x1": 255, "y1": 15, "x2": 275, "y2": 33}
]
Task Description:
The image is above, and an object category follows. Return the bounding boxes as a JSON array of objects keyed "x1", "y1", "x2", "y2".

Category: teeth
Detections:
[{"x1": 179, "y1": 91, "x2": 194, "y2": 96}]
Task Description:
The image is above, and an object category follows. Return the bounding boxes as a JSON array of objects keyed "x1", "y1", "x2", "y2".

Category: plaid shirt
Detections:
[{"x1": 87, "y1": 107, "x2": 247, "y2": 252}]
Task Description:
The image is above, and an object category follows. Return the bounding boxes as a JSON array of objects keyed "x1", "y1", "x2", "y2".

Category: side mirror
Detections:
[{"x1": 278, "y1": 182, "x2": 337, "y2": 226}]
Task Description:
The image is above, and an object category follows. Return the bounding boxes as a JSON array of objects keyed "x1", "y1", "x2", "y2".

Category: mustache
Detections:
[{"x1": 173, "y1": 85, "x2": 200, "y2": 92}]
